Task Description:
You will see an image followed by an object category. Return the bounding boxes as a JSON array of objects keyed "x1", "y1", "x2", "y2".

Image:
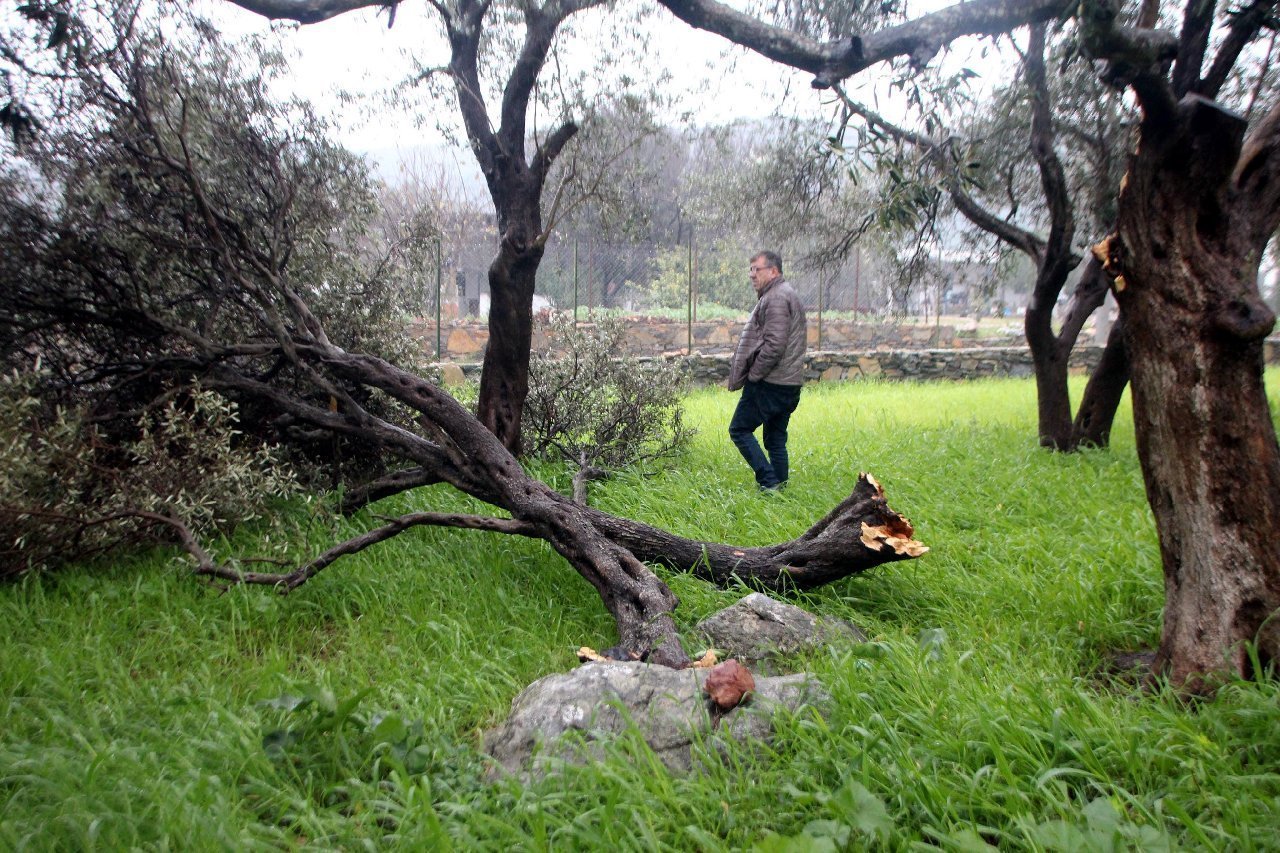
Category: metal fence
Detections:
[{"x1": 415, "y1": 229, "x2": 1020, "y2": 355}]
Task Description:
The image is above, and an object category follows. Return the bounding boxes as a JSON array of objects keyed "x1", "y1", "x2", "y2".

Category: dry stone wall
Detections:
[
  {"x1": 420, "y1": 318, "x2": 1280, "y2": 387},
  {"x1": 435, "y1": 346, "x2": 1107, "y2": 386},
  {"x1": 410, "y1": 318, "x2": 1012, "y2": 360}
]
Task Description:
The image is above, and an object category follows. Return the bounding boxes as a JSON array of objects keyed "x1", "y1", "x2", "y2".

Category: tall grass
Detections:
[{"x1": 3, "y1": 375, "x2": 1279, "y2": 850}]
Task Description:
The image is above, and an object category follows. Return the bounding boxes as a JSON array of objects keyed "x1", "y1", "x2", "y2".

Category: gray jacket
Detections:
[{"x1": 727, "y1": 277, "x2": 807, "y2": 390}]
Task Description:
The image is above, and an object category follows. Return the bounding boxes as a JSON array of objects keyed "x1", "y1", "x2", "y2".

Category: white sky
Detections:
[{"x1": 206, "y1": 0, "x2": 1011, "y2": 176}]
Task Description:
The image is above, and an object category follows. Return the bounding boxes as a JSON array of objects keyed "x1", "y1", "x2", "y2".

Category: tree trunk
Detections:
[
  {"x1": 584, "y1": 474, "x2": 926, "y2": 589},
  {"x1": 1025, "y1": 297, "x2": 1074, "y2": 450},
  {"x1": 266, "y1": 348, "x2": 927, "y2": 667},
  {"x1": 1108, "y1": 96, "x2": 1280, "y2": 692},
  {"x1": 477, "y1": 237, "x2": 541, "y2": 455},
  {"x1": 1071, "y1": 317, "x2": 1129, "y2": 448}
]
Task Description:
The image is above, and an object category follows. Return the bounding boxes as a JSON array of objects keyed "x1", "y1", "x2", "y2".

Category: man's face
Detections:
[{"x1": 749, "y1": 258, "x2": 779, "y2": 293}]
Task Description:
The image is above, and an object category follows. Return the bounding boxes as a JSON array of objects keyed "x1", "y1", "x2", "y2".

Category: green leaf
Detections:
[
  {"x1": 802, "y1": 820, "x2": 850, "y2": 846},
  {"x1": 370, "y1": 713, "x2": 408, "y2": 744},
  {"x1": 918, "y1": 627, "x2": 947, "y2": 660},
  {"x1": 830, "y1": 780, "x2": 893, "y2": 841},
  {"x1": 1081, "y1": 796, "x2": 1122, "y2": 835},
  {"x1": 752, "y1": 832, "x2": 837, "y2": 853},
  {"x1": 300, "y1": 683, "x2": 337, "y2": 714},
  {"x1": 945, "y1": 828, "x2": 1000, "y2": 851},
  {"x1": 1028, "y1": 819, "x2": 1088, "y2": 851}
]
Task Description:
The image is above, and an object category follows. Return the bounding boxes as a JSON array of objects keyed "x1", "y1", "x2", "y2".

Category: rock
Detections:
[
  {"x1": 438, "y1": 362, "x2": 466, "y2": 386},
  {"x1": 446, "y1": 328, "x2": 483, "y2": 355},
  {"x1": 704, "y1": 659, "x2": 755, "y2": 710},
  {"x1": 696, "y1": 593, "x2": 866, "y2": 664},
  {"x1": 483, "y1": 660, "x2": 826, "y2": 777}
]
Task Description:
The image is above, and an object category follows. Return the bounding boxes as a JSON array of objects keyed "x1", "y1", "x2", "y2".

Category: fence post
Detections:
[
  {"x1": 853, "y1": 248, "x2": 861, "y2": 321},
  {"x1": 817, "y1": 268, "x2": 825, "y2": 350},
  {"x1": 436, "y1": 237, "x2": 443, "y2": 360},
  {"x1": 686, "y1": 232, "x2": 693, "y2": 352},
  {"x1": 692, "y1": 234, "x2": 698, "y2": 324}
]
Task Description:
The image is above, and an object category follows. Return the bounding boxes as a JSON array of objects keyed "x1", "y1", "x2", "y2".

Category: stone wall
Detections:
[
  {"x1": 435, "y1": 345, "x2": 1107, "y2": 387},
  {"x1": 423, "y1": 321, "x2": 1280, "y2": 387},
  {"x1": 410, "y1": 318, "x2": 1022, "y2": 361}
]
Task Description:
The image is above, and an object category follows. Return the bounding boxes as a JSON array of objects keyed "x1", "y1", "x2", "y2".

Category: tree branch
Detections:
[
  {"x1": 530, "y1": 119, "x2": 579, "y2": 188},
  {"x1": 657, "y1": 0, "x2": 1072, "y2": 88},
  {"x1": 222, "y1": 0, "x2": 384, "y2": 24},
  {"x1": 1171, "y1": 0, "x2": 1216, "y2": 97},
  {"x1": 1077, "y1": 0, "x2": 1179, "y2": 118},
  {"x1": 275, "y1": 510, "x2": 540, "y2": 590},
  {"x1": 835, "y1": 90, "x2": 1046, "y2": 259},
  {"x1": 1025, "y1": 22, "x2": 1075, "y2": 275},
  {"x1": 339, "y1": 466, "x2": 443, "y2": 514},
  {"x1": 1057, "y1": 255, "x2": 1110, "y2": 347},
  {"x1": 949, "y1": 184, "x2": 1045, "y2": 260},
  {"x1": 1234, "y1": 98, "x2": 1280, "y2": 248},
  {"x1": 1201, "y1": 0, "x2": 1279, "y2": 99}
]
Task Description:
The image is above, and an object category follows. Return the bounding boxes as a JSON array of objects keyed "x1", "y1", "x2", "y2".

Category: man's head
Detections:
[{"x1": 749, "y1": 251, "x2": 783, "y2": 294}]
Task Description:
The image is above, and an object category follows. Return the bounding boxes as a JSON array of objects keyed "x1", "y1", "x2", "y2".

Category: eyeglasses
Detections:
[{"x1": 749, "y1": 265, "x2": 771, "y2": 273}]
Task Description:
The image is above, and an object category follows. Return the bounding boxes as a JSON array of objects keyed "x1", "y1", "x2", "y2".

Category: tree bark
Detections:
[
  {"x1": 1104, "y1": 95, "x2": 1280, "y2": 691},
  {"x1": 477, "y1": 236, "x2": 542, "y2": 454},
  {"x1": 437, "y1": 0, "x2": 591, "y2": 454},
  {"x1": 583, "y1": 474, "x2": 926, "y2": 590},
  {"x1": 1071, "y1": 316, "x2": 1129, "y2": 448}
]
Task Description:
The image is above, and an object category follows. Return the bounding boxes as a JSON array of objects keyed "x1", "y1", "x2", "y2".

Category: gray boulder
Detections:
[
  {"x1": 696, "y1": 592, "x2": 866, "y2": 664},
  {"x1": 484, "y1": 660, "x2": 825, "y2": 777}
]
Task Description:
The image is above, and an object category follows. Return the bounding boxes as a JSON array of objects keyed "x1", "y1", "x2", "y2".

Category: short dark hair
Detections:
[{"x1": 752, "y1": 250, "x2": 783, "y2": 275}]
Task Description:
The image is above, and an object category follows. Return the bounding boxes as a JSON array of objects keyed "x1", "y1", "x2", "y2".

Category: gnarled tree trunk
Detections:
[
  {"x1": 1103, "y1": 95, "x2": 1280, "y2": 691},
  {"x1": 477, "y1": 236, "x2": 542, "y2": 455},
  {"x1": 204, "y1": 344, "x2": 927, "y2": 667}
]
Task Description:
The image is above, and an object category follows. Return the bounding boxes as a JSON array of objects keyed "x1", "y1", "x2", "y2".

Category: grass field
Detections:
[{"x1": 3, "y1": 376, "x2": 1279, "y2": 850}]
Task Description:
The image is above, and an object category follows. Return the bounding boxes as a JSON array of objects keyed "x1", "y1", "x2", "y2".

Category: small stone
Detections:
[{"x1": 439, "y1": 362, "x2": 466, "y2": 386}]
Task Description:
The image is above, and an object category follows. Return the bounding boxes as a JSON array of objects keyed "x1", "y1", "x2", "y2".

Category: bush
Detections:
[
  {"x1": 0, "y1": 371, "x2": 296, "y2": 578},
  {"x1": 522, "y1": 313, "x2": 694, "y2": 501}
]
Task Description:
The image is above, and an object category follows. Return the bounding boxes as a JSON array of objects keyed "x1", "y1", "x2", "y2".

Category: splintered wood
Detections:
[
  {"x1": 1091, "y1": 235, "x2": 1127, "y2": 292},
  {"x1": 859, "y1": 519, "x2": 929, "y2": 557}
]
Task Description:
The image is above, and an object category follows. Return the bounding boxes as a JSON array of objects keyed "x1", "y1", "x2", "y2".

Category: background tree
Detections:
[
  {"x1": 538, "y1": 94, "x2": 690, "y2": 309},
  {"x1": 227, "y1": 0, "x2": 679, "y2": 454},
  {"x1": 830, "y1": 23, "x2": 1134, "y2": 449}
]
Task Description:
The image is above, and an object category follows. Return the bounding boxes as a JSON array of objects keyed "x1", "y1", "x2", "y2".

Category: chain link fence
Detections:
[{"x1": 413, "y1": 228, "x2": 1027, "y2": 357}]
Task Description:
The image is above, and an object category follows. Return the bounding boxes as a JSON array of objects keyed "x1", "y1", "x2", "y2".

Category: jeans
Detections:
[{"x1": 728, "y1": 380, "x2": 802, "y2": 489}]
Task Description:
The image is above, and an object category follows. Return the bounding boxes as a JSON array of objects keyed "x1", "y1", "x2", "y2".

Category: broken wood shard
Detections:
[
  {"x1": 691, "y1": 649, "x2": 719, "y2": 669},
  {"x1": 576, "y1": 646, "x2": 607, "y2": 663},
  {"x1": 860, "y1": 520, "x2": 930, "y2": 557}
]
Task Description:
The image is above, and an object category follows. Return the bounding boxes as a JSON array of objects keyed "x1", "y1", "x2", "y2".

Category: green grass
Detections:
[{"x1": 4, "y1": 375, "x2": 1280, "y2": 850}]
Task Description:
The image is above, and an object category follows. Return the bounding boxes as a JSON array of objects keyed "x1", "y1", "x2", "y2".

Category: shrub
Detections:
[
  {"x1": 522, "y1": 313, "x2": 694, "y2": 502},
  {"x1": 0, "y1": 371, "x2": 296, "y2": 578}
]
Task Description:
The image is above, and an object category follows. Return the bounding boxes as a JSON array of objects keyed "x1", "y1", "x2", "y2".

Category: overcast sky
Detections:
[{"x1": 205, "y1": 0, "x2": 1011, "y2": 182}]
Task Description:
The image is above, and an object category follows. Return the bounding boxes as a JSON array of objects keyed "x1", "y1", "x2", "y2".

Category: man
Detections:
[{"x1": 726, "y1": 250, "x2": 808, "y2": 491}]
